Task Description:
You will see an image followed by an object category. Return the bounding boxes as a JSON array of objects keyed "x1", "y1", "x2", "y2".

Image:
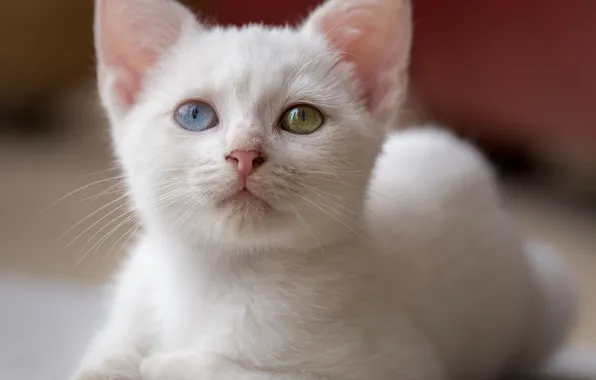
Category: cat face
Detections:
[{"x1": 95, "y1": 0, "x2": 412, "y2": 251}]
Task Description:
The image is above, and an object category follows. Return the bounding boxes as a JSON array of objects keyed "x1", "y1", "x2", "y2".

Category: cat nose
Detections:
[{"x1": 226, "y1": 149, "x2": 266, "y2": 182}]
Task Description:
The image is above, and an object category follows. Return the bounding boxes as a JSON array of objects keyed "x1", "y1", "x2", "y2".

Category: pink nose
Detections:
[{"x1": 226, "y1": 149, "x2": 266, "y2": 183}]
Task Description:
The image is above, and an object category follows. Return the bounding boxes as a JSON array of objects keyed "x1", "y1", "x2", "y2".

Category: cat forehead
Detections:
[
  {"x1": 141, "y1": 24, "x2": 361, "y2": 117},
  {"x1": 164, "y1": 26, "x2": 339, "y2": 93},
  {"x1": 202, "y1": 26, "x2": 325, "y2": 61}
]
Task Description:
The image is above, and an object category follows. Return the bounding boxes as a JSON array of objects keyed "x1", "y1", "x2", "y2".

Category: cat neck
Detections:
[{"x1": 142, "y1": 221, "x2": 369, "y2": 286}]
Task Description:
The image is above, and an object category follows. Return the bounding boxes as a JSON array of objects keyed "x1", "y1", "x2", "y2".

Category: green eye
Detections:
[{"x1": 279, "y1": 105, "x2": 324, "y2": 135}]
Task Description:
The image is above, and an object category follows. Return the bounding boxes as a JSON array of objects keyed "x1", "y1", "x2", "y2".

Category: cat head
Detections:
[{"x1": 95, "y1": 0, "x2": 412, "y2": 252}]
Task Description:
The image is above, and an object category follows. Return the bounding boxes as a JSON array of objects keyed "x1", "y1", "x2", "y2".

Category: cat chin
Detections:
[
  {"x1": 153, "y1": 202, "x2": 336, "y2": 253},
  {"x1": 215, "y1": 190, "x2": 272, "y2": 213}
]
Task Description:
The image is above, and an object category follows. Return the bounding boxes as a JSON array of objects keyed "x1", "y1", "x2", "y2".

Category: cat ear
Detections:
[
  {"x1": 94, "y1": 0, "x2": 197, "y2": 119},
  {"x1": 303, "y1": 0, "x2": 412, "y2": 119}
]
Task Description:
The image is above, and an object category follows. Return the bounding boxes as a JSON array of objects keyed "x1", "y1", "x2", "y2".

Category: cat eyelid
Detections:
[
  {"x1": 279, "y1": 102, "x2": 327, "y2": 118},
  {"x1": 169, "y1": 97, "x2": 219, "y2": 120},
  {"x1": 277, "y1": 102, "x2": 328, "y2": 124}
]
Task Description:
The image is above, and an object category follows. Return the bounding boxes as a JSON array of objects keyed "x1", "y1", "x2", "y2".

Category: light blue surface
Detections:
[{"x1": 0, "y1": 274, "x2": 106, "y2": 380}]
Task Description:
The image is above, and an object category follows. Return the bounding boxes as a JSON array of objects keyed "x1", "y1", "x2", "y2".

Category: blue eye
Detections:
[{"x1": 174, "y1": 101, "x2": 219, "y2": 132}]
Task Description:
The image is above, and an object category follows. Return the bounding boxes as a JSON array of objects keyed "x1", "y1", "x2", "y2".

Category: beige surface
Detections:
[{"x1": 0, "y1": 93, "x2": 594, "y2": 348}]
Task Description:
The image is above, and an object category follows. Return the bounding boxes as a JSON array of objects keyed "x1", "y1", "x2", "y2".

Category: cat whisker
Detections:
[
  {"x1": 71, "y1": 212, "x2": 138, "y2": 273},
  {"x1": 73, "y1": 175, "x2": 183, "y2": 209},
  {"x1": 80, "y1": 209, "x2": 137, "y2": 254},
  {"x1": 303, "y1": 175, "x2": 398, "y2": 204},
  {"x1": 63, "y1": 181, "x2": 184, "y2": 255},
  {"x1": 102, "y1": 221, "x2": 141, "y2": 261},
  {"x1": 154, "y1": 189, "x2": 190, "y2": 216},
  {"x1": 59, "y1": 193, "x2": 130, "y2": 241},
  {"x1": 42, "y1": 175, "x2": 127, "y2": 214},
  {"x1": 75, "y1": 166, "x2": 122, "y2": 179},
  {"x1": 296, "y1": 182, "x2": 360, "y2": 211},
  {"x1": 289, "y1": 191, "x2": 363, "y2": 238},
  {"x1": 62, "y1": 199, "x2": 133, "y2": 249},
  {"x1": 69, "y1": 210, "x2": 135, "y2": 272},
  {"x1": 73, "y1": 181, "x2": 127, "y2": 204},
  {"x1": 287, "y1": 202, "x2": 327, "y2": 256},
  {"x1": 245, "y1": 199, "x2": 266, "y2": 226},
  {"x1": 294, "y1": 187, "x2": 353, "y2": 218},
  {"x1": 170, "y1": 197, "x2": 197, "y2": 230},
  {"x1": 294, "y1": 170, "x2": 368, "y2": 177},
  {"x1": 294, "y1": 180, "x2": 389, "y2": 221}
]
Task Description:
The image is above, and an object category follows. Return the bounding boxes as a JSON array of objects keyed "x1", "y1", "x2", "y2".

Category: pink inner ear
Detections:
[
  {"x1": 95, "y1": 0, "x2": 189, "y2": 111},
  {"x1": 107, "y1": 55, "x2": 149, "y2": 109},
  {"x1": 108, "y1": 48, "x2": 164, "y2": 109},
  {"x1": 312, "y1": 0, "x2": 412, "y2": 112}
]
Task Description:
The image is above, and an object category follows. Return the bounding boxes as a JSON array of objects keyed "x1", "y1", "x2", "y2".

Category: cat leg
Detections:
[
  {"x1": 140, "y1": 352, "x2": 329, "y2": 380},
  {"x1": 70, "y1": 255, "x2": 152, "y2": 380},
  {"x1": 140, "y1": 351, "x2": 448, "y2": 380},
  {"x1": 70, "y1": 324, "x2": 146, "y2": 380}
]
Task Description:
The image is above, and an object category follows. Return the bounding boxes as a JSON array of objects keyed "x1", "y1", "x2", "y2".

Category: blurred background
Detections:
[{"x1": 0, "y1": 0, "x2": 594, "y2": 379}]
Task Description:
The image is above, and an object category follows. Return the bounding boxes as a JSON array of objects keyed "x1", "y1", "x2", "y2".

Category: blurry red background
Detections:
[{"x1": 197, "y1": 0, "x2": 596, "y2": 151}]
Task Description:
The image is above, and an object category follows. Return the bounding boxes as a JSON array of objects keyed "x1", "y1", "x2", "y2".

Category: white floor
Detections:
[{"x1": 0, "y1": 274, "x2": 106, "y2": 380}]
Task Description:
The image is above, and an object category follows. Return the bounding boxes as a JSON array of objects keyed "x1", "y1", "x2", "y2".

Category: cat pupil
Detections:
[
  {"x1": 301, "y1": 109, "x2": 306, "y2": 122},
  {"x1": 191, "y1": 106, "x2": 199, "y2": 119}
]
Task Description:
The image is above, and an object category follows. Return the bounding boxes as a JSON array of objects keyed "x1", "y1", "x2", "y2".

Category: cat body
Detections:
[{"x1": 72, "y1": 0, "x2": 575, "y2": 379}]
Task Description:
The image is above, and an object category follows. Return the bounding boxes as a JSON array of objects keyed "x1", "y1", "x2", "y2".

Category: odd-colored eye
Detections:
[
  {"x1": 279, "y1": 105, "x2": 324, "y2": 135},
  {"x1": 174, "y1": 101, "x2": 219, "y2": 132}
]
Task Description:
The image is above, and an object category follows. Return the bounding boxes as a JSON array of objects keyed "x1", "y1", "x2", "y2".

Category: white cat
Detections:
[{"x1": 72, "y1": 0, "x2": 576, "y2": 379}]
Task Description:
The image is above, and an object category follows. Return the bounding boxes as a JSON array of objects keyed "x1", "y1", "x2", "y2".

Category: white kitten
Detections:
[{"x1": 72, "y1": 0, "x2": 576, "y2": 379}]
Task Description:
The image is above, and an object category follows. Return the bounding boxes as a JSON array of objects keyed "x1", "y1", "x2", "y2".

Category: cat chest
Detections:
[
  {"x1": 154, "y1": 285, "x2": 306, "y2": 355},
  {"x1": 152, "y1": 281, "x2": 355, "y2": 367}
]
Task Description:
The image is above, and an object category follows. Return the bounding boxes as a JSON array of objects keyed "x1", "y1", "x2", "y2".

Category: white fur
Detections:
[{"x1": 73, "y1": 0, "x2": 576, "y2": 379}]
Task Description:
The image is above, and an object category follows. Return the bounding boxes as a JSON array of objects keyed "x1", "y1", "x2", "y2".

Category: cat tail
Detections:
[{"x1": 510, "y1": 241, "x2": 579, "y2": 376}]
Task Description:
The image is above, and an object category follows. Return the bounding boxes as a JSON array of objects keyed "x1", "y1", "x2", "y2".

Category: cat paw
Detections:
[
  {"x1": 140, "y1": 352, "x2": 232, "y2": 380},
  {"x1": 70, "y1": 356, "x2": 142, "y2": 380}
]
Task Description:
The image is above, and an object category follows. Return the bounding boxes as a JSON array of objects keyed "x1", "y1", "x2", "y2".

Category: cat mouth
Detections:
[
  {"x1": 231, "y1": 189, "x2": 259, "y2": 201},
  {"x1": 218, "y1": 189, "x2": 271, "y2": 210}
]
